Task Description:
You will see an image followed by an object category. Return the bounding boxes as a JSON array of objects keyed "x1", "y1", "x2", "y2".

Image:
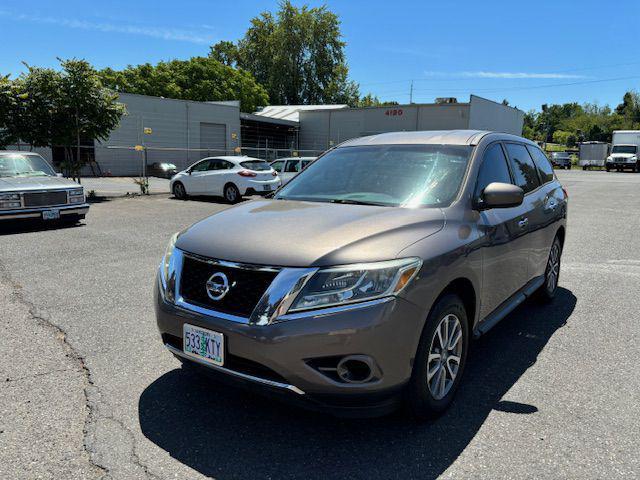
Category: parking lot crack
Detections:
[
  {"x1": 0, "y1": 263, "x2": 110, "y2": 478},
  {"x1": 0, "y1": 262, "x2": 161, "y2": 480}
]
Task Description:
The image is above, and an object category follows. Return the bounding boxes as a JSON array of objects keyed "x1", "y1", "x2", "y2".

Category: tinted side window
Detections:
[
  {"x1": 284, "y1": 160, "x2": 300, "y2": 173},
  {"x1": 505, "y1": 143, "x2": 541, "y2": 193},
  {"x1": 526, "y1": 146, "x2": 554, "y2": 184},
  {"x1": 191, "y1": 160, "x2": 210, "y2": 172},
  {"x1": 219, "y1": 161, "x2": 234, "y2": 170},
  {"x1": 475, "y1": 143, "x2": 512, "y2": 200}
]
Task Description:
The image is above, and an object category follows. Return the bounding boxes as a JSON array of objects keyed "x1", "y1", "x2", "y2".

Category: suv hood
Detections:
[
  {"x1": 176, "y1": 199, "x2": 445, "y2": 267},
  {"x1": 0, "y1": 175, "x2": 81, "y2": 192}
]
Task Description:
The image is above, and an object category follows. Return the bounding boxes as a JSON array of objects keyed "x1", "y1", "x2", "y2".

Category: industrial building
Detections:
[
  {"x1": 297, "y1": 95, "x2": 524, "y2": 151},
  {"x1": 7, "y1": 94, "x2": 524, "y2": 176}
]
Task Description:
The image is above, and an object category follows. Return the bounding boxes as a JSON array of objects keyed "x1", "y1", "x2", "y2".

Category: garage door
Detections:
[{"x1": 200, "y1": 123, "x2": 227, "y2": 156}]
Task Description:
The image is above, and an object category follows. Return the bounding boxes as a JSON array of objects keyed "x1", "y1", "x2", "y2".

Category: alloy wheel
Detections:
[
  {"x1": 225, "y1": 186, "x2": 238, "y2": 202},
  {"x1": 546, "y1": 243, "x2": 560, "y2": 293},
  {"x1": 427, "y1": 313, "x2": 463, "y2": 400}
]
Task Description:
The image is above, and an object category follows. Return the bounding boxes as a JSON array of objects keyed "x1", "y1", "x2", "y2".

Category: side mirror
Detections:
[{"x1": 479, "y1": 182, "x2": 524, "y2": 209}]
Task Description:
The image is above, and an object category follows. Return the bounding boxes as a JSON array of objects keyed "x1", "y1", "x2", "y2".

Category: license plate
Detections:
[
  {"x1": 183, "y1": 324, "x2": 224, "y2": 366},
  {"x1": 42, "y1": 209, "x2": 60, "y2": 220},
  {"x1": 263, "y1": 184, "x2": 272, "y2": 191}
]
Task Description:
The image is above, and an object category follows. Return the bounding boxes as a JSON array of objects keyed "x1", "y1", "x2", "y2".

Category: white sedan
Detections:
[{"x1": 170, "y1": 156, "x2": 281, "y2": 203}]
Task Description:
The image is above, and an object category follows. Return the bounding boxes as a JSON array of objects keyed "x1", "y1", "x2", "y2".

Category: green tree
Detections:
[
  {"x1": 355, "y1": 93, "x2": 399, "y2": 108},
  {"x1": 209, "y1": 41, "x2": 239, "y2": 67},
  {"x1": 232, "y1": 1, "x2": 359, "y2": 105},
  {"x1": 5, "y1": 59, "x2": 125, "y2": 179},
  {"x1": 56, "y1": 59, "x2": 126, "y2": 180},
  {"x1": 99, "y1": 57, "x2": 269, "y2": 112},
  {"x1": 0, "y1": 75, "x2": 18, "y2": 147}
]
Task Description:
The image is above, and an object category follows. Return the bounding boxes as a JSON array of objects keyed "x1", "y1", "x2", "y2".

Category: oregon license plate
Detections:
[
  {"x1": 183, "y1": 324, "x2": 224, "y2": 366},
  {"x1": 42, "y1": 209, "x2": 60, "y2": 220}
]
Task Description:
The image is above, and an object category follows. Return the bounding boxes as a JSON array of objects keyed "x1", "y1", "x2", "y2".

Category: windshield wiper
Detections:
[{"x1": 329, "y1": 198, "x2": 390, "y2": 206}]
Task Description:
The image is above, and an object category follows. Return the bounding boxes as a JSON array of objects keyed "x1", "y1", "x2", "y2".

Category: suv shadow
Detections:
[{"x1": 139, "y1": 288, "x2": 576, "y2": 479}]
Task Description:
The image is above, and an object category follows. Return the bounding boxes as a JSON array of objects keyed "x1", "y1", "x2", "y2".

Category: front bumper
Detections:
[
  {"x1": 154, "y1": 280, "x2": 425, "y2": 416},
  {"x1": 0, "y1": 203, "x2": 89, "y2": 220},
  {"x1": 607, "y1": 161, "x2": 637, "y2": 169}
]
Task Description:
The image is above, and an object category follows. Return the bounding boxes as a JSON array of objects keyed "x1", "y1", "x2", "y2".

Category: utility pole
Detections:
[{"x1": 409, "y1": 80, "x2": 414, "y2": 104}]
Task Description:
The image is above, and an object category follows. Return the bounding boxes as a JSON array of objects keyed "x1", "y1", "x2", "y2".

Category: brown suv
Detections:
[{"x1": 155, "y1": 130, "x2": 567, "y2": 419}]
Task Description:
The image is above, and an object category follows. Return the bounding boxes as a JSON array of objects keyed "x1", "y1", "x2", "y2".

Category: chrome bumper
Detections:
[
  {"x1": 165, "y1": 343, "x2": 306, "y2": 395},
  {"x1": 0, "y1": 204, "x2": 89, "y2": 220}
]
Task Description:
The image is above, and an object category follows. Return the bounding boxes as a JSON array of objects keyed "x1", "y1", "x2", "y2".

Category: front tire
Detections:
[
  {"x1": 406, "y1": 294, "x2": 469, "y2": 421},
  {"x1": 537, "y1": 236, "x2": 562, "y2": 302},
  {"x1": 224, "y1": 183, "x2": 241, "y2": 204},
  {"x1": 173, "y1": 182, "x2": 187, "y2": 200}
]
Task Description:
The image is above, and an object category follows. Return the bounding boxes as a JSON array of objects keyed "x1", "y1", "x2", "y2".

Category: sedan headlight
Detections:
[
  {"x1": 289, "y1": 258, "x2": 421, "y2": 312},
  {"x1": 0, "y1": 193, "x2": 20, "y2": 201},
  {"x1": 160, "y1": 232, "x2": 179, "y2": 302}
]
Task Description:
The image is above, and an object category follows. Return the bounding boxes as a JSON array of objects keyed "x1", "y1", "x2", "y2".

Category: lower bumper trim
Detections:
[
  {"x1": 165, "y1": 343, "x2": 306, "y2": 395},
  {"x1": 0, "y1": 205, "x2": 89, "y2": 220}
]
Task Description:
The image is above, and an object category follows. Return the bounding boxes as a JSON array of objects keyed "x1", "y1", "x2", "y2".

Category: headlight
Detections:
[
  {"x1": 289, "y1": 258, "x2": 421, "y2": 312},
  {"x1": 68, "y1": 188, "x2": 85, "y2": 203},
  {"x1": 0, "y1": 193, "x2": 20, "y2": 201},
  {"x1": 160, "y1": 232, "x2": 179, "y2": 302}
]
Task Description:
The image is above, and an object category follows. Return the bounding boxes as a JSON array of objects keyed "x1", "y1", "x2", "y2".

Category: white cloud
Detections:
[
  {"x1": 424, "y1": 71, "x2": 587, "y2": 79},
  {"x1": 0, "y1": 10, "x2": 215, "y2": 44}
]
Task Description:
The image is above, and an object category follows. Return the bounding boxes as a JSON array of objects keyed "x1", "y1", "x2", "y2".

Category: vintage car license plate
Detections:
[
  {"x1": 183, "y1": 324, "x2": 224, "y2": 366},
  {"x1": 42, "y1": 209, "x2": 60, "y2": 220}
]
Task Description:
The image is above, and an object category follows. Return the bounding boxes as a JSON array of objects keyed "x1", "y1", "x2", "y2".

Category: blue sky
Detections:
[{"x1": 2, "y1": 0, "x2": 639, "y2": 112}]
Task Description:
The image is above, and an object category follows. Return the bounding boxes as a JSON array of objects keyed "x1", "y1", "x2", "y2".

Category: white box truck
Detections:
[
  {"x1": 606, "y1": 131, "x2": 640, "y2": 172},
  {"x1": 579, "y1": 142, "x2": 610, "y2": 170}
]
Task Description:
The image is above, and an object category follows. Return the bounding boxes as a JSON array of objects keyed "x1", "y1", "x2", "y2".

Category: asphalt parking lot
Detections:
[{"x1": 1, "y1": 170, "x2": 638, "y2": 479}]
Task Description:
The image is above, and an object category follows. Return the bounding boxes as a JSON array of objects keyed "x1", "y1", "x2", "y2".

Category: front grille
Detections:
[
  {"x1": 180, "y1": 255, "x2": 278, "y2": 318},
  {"x1": 23, "y1": 191, "x2": 68, "y2": 207}
]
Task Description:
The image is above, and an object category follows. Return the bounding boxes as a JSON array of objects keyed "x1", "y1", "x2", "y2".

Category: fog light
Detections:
[{"x1": 336, "y1": 355, "x2": 374, "y2": 384}]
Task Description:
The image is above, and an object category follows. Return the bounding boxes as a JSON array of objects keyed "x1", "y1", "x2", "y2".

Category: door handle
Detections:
[{"x1": 518, "y1": 218, "x2": 529, "y2": 228}]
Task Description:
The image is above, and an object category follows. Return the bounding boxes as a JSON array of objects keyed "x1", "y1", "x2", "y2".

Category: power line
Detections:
[{"x1": 371, "y1": 74, "x2": 640, "y2": 98}]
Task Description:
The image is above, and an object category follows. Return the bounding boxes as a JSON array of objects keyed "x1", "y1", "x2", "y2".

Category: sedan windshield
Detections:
[
  {"x1": 275, "y1": 144, "x2": 472, "y2": 207},
  {"x1": 0, "y1": 153, "x2": 57, "y2": 178},
  {"x1": 612, "y1": 145, "x2": 637, "y2": 154}
]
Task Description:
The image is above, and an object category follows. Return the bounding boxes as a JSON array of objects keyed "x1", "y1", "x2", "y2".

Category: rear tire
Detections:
[
  {"x1": 537, "y1": 236, "x2": 562, "y2": 303},
  {"x1": 173, "y1": 182, "x2": 187, "y2": 200},
  {"x1": 224, "y1": 183, "x2": 241, "y2": 204},
  {"x1": 405, "y1": 294, "x2": 469, "y2": 421}
]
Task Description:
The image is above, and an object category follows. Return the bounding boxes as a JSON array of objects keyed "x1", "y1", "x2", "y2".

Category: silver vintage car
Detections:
[{"x1": 0, "y1": 151, "x2": 89, "y2": 223}]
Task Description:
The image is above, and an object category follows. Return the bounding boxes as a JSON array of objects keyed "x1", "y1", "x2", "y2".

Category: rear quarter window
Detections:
[
  {"x1": 526, "y1": 146, "x2": 555, "y2": 184},
  {"x1": 505, "y1": 143, "x2": 541, "y2": 194}
]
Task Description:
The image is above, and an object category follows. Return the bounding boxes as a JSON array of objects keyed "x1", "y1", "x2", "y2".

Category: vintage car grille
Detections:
[
  {"x1": 23, "y1": 191, "x2": 68, "y2": 207},
  {"x1": 180, "y1": 255, "x2": 278, "y2": 318}
]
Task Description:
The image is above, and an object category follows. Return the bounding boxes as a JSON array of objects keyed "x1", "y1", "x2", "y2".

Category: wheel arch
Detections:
[
  {"x1": 556, "y1": 225, "x2": 566, "y2": 249},
  {"x1": 424, "y1": 277, "x2": 477, "y2": 338}
]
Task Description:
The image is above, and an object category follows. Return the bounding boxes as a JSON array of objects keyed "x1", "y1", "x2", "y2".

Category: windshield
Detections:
[
  {"x1": 240, "y1": 160, "x2": 271, "y2": 171},
  {"x1": 612, "y1": 145, "x2": 637, "y2": 154},
  {"x1": 275, "y1": 144, "x2": 472, "y2": 207},
  {"x1": 0, "y1": 153, "x2": 57, "y2": 178}
]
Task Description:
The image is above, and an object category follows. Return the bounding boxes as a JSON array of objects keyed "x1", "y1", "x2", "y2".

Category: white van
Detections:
[{"x1": 606, "y1": 131, "x2": 640, "y2": 172}]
